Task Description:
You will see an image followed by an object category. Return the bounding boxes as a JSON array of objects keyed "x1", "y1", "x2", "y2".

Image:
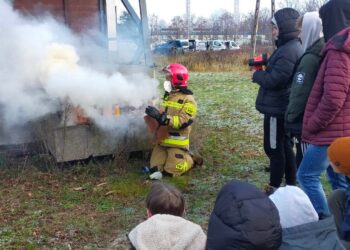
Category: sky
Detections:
[{"x1": 119, "y1": 0, "x2": 294, "y2": 23}]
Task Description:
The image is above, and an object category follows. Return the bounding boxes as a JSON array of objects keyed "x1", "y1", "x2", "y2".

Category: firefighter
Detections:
[{"x1": 145, "y1": 63, "x2": 197, "y2": 178}]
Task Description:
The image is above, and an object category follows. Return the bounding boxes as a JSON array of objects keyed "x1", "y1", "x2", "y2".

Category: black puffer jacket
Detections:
[
  {"x1": 253, "y1": 8, "x2": 303, "y2": 117},
  {"x1": 207, "y1": 180, "x2": 282, "y2": 250}
]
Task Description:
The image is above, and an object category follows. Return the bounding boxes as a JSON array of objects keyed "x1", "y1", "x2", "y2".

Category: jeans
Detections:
[
  {"x1": 297, "y1": 144, "x2": 331, "y2": 217},
  {"x1": 327, "y1": 166, "x2": 349, "y2": 190}
]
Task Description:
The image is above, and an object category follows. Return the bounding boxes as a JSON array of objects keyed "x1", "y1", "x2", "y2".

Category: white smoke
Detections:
[{"x1": 0, "y1": 0, "x2": 159, "y2": 133}]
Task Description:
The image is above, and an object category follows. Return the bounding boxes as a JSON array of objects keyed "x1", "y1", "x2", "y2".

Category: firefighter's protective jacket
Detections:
[{"x1": 159, "y1": 89, "x2": 197, "y2": 150}]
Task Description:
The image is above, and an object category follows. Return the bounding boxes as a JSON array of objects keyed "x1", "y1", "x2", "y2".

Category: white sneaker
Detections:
[{"x1": 149, "y1": 171, "x2": 163, "y2": 180}]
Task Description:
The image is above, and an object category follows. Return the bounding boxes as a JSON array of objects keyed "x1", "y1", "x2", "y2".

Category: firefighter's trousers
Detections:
[{"x1": 150, "y1": 145, "x2": 194, "y2": 176}]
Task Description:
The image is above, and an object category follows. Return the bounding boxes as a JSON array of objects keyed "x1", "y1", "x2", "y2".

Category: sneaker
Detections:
[
  {"x1": 264, "y1": 185, "x2": 277, "y2": 195},
  {"x1": 149, "y1": 171, "x2": 163, "y2": 180}
]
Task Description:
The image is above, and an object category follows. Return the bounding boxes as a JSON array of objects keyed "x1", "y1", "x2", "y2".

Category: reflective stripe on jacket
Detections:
[{"x1": 159, "y1": 90, "x2": 197, "y2": 149}]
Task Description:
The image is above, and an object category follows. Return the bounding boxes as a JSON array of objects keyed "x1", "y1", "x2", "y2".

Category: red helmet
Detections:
[{"x1": 163, "y1": 63, "x2": 189, "y2": 87}]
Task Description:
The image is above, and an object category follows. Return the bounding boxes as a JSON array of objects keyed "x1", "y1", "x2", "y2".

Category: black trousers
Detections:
[
  {"x1": 291, "y1": 133, "x2": 309, "y2": 168},
  {"x1": 263, "y1": 115, "x2": 296, "y2": 187}
]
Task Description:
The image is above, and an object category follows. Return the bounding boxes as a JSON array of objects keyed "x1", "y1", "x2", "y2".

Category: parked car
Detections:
[
  {"x1": 189, "y1": 39, "x2": 196, "y2": 51},
  {"x1": 196, "y1": 40, "x2": 208, "y2": 51},
  {"x1": 208, "y1": 40, "x2": 226, "y2": 51},
  {"x1": 179, "y1": 39, "x2": 190, "y2": 52},
  {"x1": 224, "y1": 40, "x2": 240, "y2": 50},
  {"x1": 153, "y1": 40, "x2": 184, "y2": 55}
]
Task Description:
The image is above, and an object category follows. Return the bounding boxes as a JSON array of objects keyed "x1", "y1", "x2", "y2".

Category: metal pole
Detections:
[
  {"x1": 250, "y1": 0, "x2": 260, "y2": 58},
  {"x1": 271, "y1": 0, "x2": 276, "y2": 50},
  {"x1": 187, "y1": 0, "x2": 191, "y2": 39},
  {"x1": 139, "y1": 0, "x2": 154, "y2": 66}
]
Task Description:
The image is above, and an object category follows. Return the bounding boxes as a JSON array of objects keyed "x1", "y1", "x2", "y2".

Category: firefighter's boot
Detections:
[{"x1": 191, "y1": 152, "x2": 204, "y2": 166}]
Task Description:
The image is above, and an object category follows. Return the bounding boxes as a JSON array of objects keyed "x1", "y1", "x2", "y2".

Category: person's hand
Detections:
[
  {"x1": 145, "y1": 106, "x2": 169, "y2": 125},
  {"x1": 145, "y1": 106, "x2": 160, "y2": 120}
]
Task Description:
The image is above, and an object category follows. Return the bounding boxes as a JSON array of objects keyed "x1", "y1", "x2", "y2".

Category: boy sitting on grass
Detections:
[{"x1": 128, "y1": 181, "x2": 206, "y2": 250}]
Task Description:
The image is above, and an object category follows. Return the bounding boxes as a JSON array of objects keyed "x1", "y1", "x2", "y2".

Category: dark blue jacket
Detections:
[{"x1": 207, "y1": 180, "x2": 282, "y2": 250}]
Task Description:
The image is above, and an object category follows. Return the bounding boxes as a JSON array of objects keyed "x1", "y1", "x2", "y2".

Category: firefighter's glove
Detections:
[{"x1": 145, "y1": 106, "x2": 169, "y2": 125}]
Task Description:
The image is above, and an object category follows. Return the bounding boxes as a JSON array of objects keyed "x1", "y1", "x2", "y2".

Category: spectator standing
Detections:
[
  {"x1": 297, "y1": 0, "x2": 350, "y2": 218},
  {"x1": 252, "y1": 8, "x2": 303, "y2": 193},
  {"x1": 285, "y1": 11, "x2": 324, "y2": 167}
]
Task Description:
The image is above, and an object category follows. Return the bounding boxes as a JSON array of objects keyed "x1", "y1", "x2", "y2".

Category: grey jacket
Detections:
[{"x1": 279, "y1": 216, "x2": 345, "y2": 250}]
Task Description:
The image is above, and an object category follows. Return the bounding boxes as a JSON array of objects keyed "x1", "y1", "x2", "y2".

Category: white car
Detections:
[
  {"x1": 179, "y1": 39, "x2": 190, "y2": 52},
  {"x1": 226, "y1": 40, "x2": 240, "y2": 50},
  {"x1": 208, "y1": 40, "x2": 225, "y2": 51},
  {"x1": 196, "y1": 41, "x2": 208, "y2": 51}
]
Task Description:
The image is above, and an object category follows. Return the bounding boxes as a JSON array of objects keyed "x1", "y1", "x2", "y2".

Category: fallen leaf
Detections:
[
  {"x1": 96, "y1": 182, "x2": 107, "y2": 187},
  {"x1": 28, "y1": 192, "x2": 32, "y2": 197},
  {"x1": 105, "y1": 190, "x2": 116, "y2": 196},
  {"x1": 73, "y1": 187, "x2": 84, "y2": 191}
]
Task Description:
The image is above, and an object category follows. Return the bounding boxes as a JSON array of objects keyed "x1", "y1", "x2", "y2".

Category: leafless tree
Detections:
[
  {"x1": 303, "y1": 0, "x2": 328, "y2": 12},
  {"x1": 169, "y1": 16, "x2": 187, "y2": 38},
  {"x1": 278, "y1": 0, "x2": 304, "y2": 12},
  {"x1": 193, "y1": 16, "x2": 211, "y2": 40},
  {"x1": 149, "y1": 14, "x2": 159, "y2": 37},
  {"x1": 258, "y1": 8, "x2": 273, "y2": 45},
  {"x1": 219, "y1": 11, "x2": 235, "y2": 40}
]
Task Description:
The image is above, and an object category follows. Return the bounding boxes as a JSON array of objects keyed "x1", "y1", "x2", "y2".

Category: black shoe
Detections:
[
  {"x1": 264, "y1": 185, "x2": 277, "y2": 195},
  {"x1": 190, "y1": 151, "x2": 204, "y2": 166}
]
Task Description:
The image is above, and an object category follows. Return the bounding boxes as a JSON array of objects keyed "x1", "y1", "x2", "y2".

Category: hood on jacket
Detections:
[
  {"x1": 325, "y1": 27, "x2": 350, "y2": 55},
  {"x1": 301, "y1": 12, "x2": 323, "y2": 52},
  {"x1": 269, "y1": 186, "x2": 319, "y2": 229},
  {"x1": 279, "y1": 216, "x2": 345, "y2": 250},
  {"x1": 128, "y1": 214, "x2": 206, "y2": 250},
  {"x1": 207, "y1": 180, "x2": 282, "y2": 250},
  {"x1": 319, "y1": 0, "x2": 350, "y2": 42},
  {"x1": 274, "y1": 8, "x2": 300, "y2": 47}
]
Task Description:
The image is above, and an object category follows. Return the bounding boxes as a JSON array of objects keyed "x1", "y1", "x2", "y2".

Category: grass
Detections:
[
  {"x1": 0, "y1": 62, "x2": 331, "y2": 249},
  {"x1": 154, "y1": 46, "x2": 273, "y2": 72}
]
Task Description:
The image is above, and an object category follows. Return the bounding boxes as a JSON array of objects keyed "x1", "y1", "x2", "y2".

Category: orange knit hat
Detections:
[{"x1": 328, "y1": 137, "x2": 350, "y2": 175}]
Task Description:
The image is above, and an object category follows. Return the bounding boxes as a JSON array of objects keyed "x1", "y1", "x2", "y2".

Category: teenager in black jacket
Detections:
[{"x1": 252, "y1": 8, "x2": 303, "y2": 193}]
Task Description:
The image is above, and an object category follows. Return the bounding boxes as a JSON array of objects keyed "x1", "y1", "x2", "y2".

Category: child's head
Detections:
[
  {"x1": 328, "y1": 137, "x2": 350, "y2": 176},
  {"x1": 269, "y1": 185, "x2": 318, "y2": 228},
  {"x1": 298, "y1": 12, "x2": 323, "y2": 52},
  {"x1": 319, "y1": 0, "x2": 350, "y2": 42},
  {"x1": 146, "y1": 181, "x2": 185, "y2": 217},
  {"x1": 207, "y1": 180, "x2": 282, "y2": 249}
]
